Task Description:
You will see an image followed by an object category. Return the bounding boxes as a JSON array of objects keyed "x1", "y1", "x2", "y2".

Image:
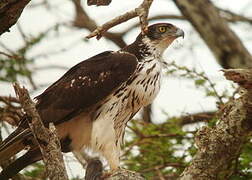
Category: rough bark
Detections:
[
  {"x1": 106, "y1": 169, "x2": 145, "y2": 180},
  {"x1": 13, "y1": 83, "x2": 68, "y2": 180},
  {"x1": 179, "y1": 69, "x2": 252, "y2": 180},
  {"x1": 87, "y1": 0, "x2": 112, "y2": 6},
  {"x1": 173, "y1": 0, "x2": 252, "y2": 69},
  {"x1": 0, "y1": 0, "x2": 31, "y2": 35}
]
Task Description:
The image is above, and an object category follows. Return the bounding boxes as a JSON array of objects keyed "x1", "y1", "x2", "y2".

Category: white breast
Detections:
[
  {"x1": 90, "y1": 58, "x2": 162, "y2": 154},
  {"x1": 129, "y1": 58, "x2": 162, "y2": 108}
]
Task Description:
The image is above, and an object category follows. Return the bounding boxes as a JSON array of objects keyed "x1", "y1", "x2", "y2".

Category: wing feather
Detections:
[{"x1": 35, "y1": 51, "x2": 138, "y2": 125}]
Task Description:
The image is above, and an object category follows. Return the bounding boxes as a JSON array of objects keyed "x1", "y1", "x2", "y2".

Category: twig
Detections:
[
  {"x1": 86, "y1": 0, "x2": 154, "y2": 39},
  {"x1": 179, "y1": 111, "x2": 216, "y2": 125},
  {"x1": 164, "y1": 61, "x2": 224, "y2": 104},
  {"x1": 0, "y1": 51, "x2": 21, "y2": 60},
  {"x1": 141, "y1": 162, "x2": 185, "y2": 173},
  {"x1": 13, "y1": 83, "x2": 68, "y2": 180},
  {"x1": 219, "y1": 8, "x2": 252, "y2": 24},
  {"x1": 72, "y1": 0, "x2": 126, "y2": 48},
  {"x1": 155, "y1": 167, "x2": 165, "y2": 180},
  {"x1": 121, "y1": 10, "x2": 252, "y2": 35}
]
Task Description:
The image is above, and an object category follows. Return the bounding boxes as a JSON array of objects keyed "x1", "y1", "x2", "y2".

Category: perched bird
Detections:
[{"x1": 0, "y1": 23, "x2": 184, "y2": 179}]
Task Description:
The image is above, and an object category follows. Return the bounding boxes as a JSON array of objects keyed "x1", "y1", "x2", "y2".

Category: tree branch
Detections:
[
  {"x1": 178, "y1": 111, "x2": 216, "y2": 126},
  {"x1": 0, "y1": 0, "x2": 31, "y2": 35},
  {"x1": 86, "y1": 0, "x2": 153, "y2": 39},
  {"x1": 87, "y1": 0, "x2": 112, "y2": 6},
  {"x1": 72, "y1": 0, "x2": 126, "y2": 48},
  {"x1": 173, "y1": 0, "x2": 252, "y2": 69},
  {"x1": 13, "y1": 83, "x2": 68, "y2": 180},
  {"x1": 121, "y1": 9, "x2": 252, "y2": 34},
  {"x1": 219, "y1": 8, "x2": 252, "y2": 24},
  {"x1": 180, "y1": 69, "x2": 252, "y2": 179},
  {"x1": 223, "y1": 69, "x2": 252, "y2": 89}
]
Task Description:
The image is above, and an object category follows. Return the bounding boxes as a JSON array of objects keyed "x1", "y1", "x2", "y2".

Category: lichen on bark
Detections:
[{"x1": 180, "y1": 69, "x2": 252, "y2": 180}]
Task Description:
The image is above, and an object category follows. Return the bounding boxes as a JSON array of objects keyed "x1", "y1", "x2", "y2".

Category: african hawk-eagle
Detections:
[{"x1": 0, "y1": 23, "x2": 184, "y2": 179}]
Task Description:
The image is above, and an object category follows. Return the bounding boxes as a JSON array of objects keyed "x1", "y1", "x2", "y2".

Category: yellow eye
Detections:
[{"x1": 158, "y1": 26, "x2": 167, "y2": 33}]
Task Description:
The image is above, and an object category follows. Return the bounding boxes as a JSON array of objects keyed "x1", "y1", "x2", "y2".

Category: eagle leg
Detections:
[{"x1": 101, "y1": 142, "x2": 120, "y2": 171}]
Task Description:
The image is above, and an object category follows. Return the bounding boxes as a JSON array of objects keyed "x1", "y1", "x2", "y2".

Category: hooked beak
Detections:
[{"x1": 175, "y1": 28, "x2": 184, "y2": 39}]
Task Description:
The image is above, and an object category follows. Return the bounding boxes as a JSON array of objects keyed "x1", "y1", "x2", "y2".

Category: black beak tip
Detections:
[{"x1": 176, "y1": 29, "x2": 185, "y2": 39}]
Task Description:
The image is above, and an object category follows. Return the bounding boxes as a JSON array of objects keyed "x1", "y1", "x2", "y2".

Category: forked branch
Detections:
[
  {"x1": 13, "y1": 83, "x2": 68, "y2": 180},
  {"x1": 86, "y1": 0, "x2": 153, "y2": 39}
]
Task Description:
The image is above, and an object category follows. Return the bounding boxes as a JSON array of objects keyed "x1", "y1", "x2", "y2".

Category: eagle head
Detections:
[{"x1": 136, "y1": 23, "x2": 184, "y2": 56}]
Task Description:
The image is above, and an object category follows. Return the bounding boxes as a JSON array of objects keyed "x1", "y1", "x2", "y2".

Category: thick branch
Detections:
[
  {"x1": 173, "y1": 0, "x2": 252, "y2": 69},
  {"x1": 86, "y1": 0, "x2": 153, "y2": 39},
  {"x1": 13, "y1": 83, "x2": 68, "y2": 180},
  {"x1": 223, "y1": 69, "x2": 252, "y2": 89},
  {"x1": 0, "y1": 0, "x2": 31, "y2": 35},
  {"x1": 180, "y1": 69, "x2": 252, "y2": 179}
]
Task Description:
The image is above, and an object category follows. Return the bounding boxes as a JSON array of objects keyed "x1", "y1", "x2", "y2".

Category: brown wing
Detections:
[{"x1": 35, "y1": 51, "x2": 138, "y2": 125}]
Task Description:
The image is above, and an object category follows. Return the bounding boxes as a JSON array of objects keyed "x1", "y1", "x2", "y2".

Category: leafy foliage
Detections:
[
  {"x1": 0, "y1": 28, "x2": 52, "y2": 83},
  {"x1": 23, "y1": 162, "x2": 45, "y2": 178},
  {"x1": 123, "y1": 119, "x2": 196, "y2": 179},
  {"x1": 0, "y1": 57, "x2": 31, "y2": 82}
]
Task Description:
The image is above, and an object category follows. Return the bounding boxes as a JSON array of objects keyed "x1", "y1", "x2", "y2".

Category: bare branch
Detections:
[
  {"x1": 85, "y1": 9, "x2": 137, "y2": 39},
  {"x1": 13, "y1": 83, "x2": 68, "y2": 180},
  {"x1": 173, "y1": 0, "x2": 252, "y2": 69},
  {"x1": 72, "y1": 0, "x2": 126, "y2": 48},
  {"x1": 136, "y1": 0, "x2": 153, "y2": 33},
  {"x1": 178, "y1": 111, "x2": 216, "y2": 125},
  {"x1": 219, "y1": 8, "x2": 252, "y2": 24},
  {"x1": 122, "y1": 10, "x2": 252, "y2": 34},
  {"x1": 86, "y1": 0, "x2": 154, "y2": 39}
]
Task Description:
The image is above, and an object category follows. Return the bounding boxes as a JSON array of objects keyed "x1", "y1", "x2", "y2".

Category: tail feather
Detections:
[
  {"x1": 0, "y1": 148, "x2": 42, "y2": 180},
  {"x1": 0, "y1": 128, "x2": 33, "y2": 163}
]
